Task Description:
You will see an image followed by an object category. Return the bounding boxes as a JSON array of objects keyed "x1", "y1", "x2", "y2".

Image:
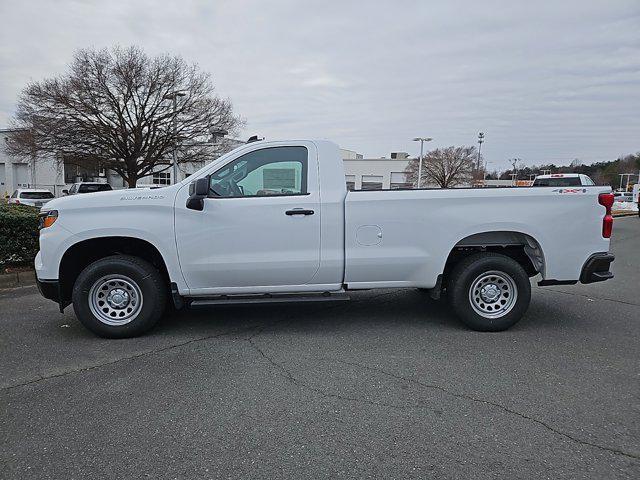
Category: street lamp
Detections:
[
  {"x1": 477, "y1": 132, "x2": 485, "y2": 172},
  {"x1": 163, "y1": 91, "x2": 187, "y2": 184},
  {"x1": 210, "y1": 128, "x2": 229, "y2": 145},
  {"x1": 412, "y1": 137, "x2": 433, "y2": 188},
  {"x1": 510, "y1": 158, "x2": 522, "y2": 186}
]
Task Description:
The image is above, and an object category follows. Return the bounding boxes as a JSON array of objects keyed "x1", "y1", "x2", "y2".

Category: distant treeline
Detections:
[{"x1": 489, "y1": 152, "x2": 640, "y2": 188}]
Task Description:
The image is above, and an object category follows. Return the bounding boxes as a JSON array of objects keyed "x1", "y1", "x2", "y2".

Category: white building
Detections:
[
  {"x1": 1, "y1": 129, "x2": 66, "y2": 197},
  {"x1": 1, "y1": 127, "x2": 244, "y2": 196},
  {"x1": 3, "y1": 135, "x2": 486, "y2": 196},
  {"x1": 342, "y1": 150, "x2": 415, "y2": 190}
]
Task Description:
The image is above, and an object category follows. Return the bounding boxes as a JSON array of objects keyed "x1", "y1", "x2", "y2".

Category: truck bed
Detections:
[{"x1": 344, "y1": 186, "x2": 611, "y2": 289}]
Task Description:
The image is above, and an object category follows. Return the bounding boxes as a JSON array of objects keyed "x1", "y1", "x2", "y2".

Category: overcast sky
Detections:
[{"x1": 0, "y1": 0, "x2": 638, "y2": 170}]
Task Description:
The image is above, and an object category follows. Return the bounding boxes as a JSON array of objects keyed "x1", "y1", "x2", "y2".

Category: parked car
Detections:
[
  {"x1": 8, "y1": 189, "x2": 55, "y2": 208},
  {"x1": 613, "y1": 192, "x2": 633, "y2": 202},
  {"x1": 36, "y1": 140, "x2": 615, "y2": 338},
  {"x1": 532, "y1": 173, "x2": 595, "y2": 187},
  {"x1": 63, "y1": 182, "x2": 113, "y2": 195}
]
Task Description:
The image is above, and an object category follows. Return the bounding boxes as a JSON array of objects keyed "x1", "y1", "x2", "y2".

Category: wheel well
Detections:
[
  {"x1": 443, "y1": 231, "x2": 545, "y2": 285},
  {"x1": 58, "y1": 237, "x2": 170, "y2": 306}
]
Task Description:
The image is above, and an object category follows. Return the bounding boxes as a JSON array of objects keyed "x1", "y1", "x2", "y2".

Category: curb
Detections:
[{"x1": 0, "y1": 270, "x2": 37, "y2": 290}]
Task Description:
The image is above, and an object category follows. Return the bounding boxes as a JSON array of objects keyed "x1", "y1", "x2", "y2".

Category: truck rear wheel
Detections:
[
  {"x1": 448, "y1": 252, "x2": 531, "y2": 331},
  {"x1": 72, "y1": 255, "x2": 166, "y2": 338}
]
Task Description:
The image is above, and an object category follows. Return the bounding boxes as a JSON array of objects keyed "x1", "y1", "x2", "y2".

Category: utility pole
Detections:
[
  {"x1": 412, "y1": 137, "x2": 433, "y2": 188},
  {"x1": 163, "y1": 91, "x2": 186, "y2": 184}
]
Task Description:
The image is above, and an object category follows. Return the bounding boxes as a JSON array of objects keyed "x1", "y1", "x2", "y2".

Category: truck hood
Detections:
[{"x1": 42, "y1": 186, "x2": 179, "y2": 212}]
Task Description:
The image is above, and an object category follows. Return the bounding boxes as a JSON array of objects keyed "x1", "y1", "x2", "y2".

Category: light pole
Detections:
[
  {"x1": 163, "y1": 91, "x2": 187, "y2": 184},
  {"x1": 412, "y1": 137, "x2": 433, "y2": 188},
  {"x1": 510, "y1": 158, "x2": 521, "y2": 186},
  {"x1": 477, "y1": 132, "x2": 484, "y2": 173}
]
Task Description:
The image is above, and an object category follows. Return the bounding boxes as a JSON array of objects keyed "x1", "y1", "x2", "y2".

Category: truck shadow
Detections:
[
  {"x1": 157, "y1": 289, "x2": 478, "y2": 335},
  {"x1": 52, "y1": 287, "x2": 574, "y2": 340}
]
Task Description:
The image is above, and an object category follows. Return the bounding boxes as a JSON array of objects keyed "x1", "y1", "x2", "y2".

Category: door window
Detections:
[{"x1": 210, "y1": 147, "x2": 308, "y2": 197}]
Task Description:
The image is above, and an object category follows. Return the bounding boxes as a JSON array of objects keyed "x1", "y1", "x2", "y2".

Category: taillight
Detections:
[
  {"x1": 598, "y1": 193, "x2": 614, "y2": 238},
  {"x1": 602, "y1": 215, "x2": 613, "y2": 238}
]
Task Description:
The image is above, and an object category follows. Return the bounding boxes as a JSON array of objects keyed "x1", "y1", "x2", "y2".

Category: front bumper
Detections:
[
  {"x1": 36, "y1": 278, "x2": 60, "y2": 302},
  {"x1": 580, "y1": 252, "x2": 615, "y2": 284},
  {"x1": 36, "y1": 278, "x2": 64, "y2": 311}
]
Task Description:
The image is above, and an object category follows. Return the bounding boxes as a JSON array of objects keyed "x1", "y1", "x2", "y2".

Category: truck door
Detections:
[{"x1": 175, "y1": 144, "x2": 321, "y2": 292}]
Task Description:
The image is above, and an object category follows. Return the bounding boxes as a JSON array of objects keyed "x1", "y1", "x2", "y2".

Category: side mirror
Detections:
[
  {"x1": 62, "y1": 189, "x2": 69, "y2": 195},
  {"x1": 186, "y1": 177, "x2": 209, "y2": 211}
]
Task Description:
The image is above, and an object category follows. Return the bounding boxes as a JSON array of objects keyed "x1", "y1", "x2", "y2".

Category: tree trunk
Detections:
[{"x1": 127, "y1": 176, "x2": 137, "y2": 188}]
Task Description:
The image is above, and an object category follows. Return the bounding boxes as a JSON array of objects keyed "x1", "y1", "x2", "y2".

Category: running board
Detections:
[{"x1": 188, "y1": 291, "x2": 350, "y2": 307}]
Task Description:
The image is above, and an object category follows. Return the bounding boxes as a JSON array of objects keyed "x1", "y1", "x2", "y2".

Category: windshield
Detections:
[
  {"x1": 533, "y1": 177, "x2": 582, "y2": 187},
  {"x1": 78, "y1": 184, "x2": 112, "y2": 193},
  {"x1": 19, "y1": 191, "x2": 54, "y2": 199}
]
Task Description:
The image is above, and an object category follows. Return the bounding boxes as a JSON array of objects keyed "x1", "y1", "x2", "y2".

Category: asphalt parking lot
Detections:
[{"x1": 1, "y1": 217, "x2": 639, "y2": 479}]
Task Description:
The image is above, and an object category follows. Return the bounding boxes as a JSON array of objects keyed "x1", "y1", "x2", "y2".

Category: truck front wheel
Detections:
[
  {"x1": 448, "y1": 252, "x2": 531, "y2": 331},
  {"x1": 72, "y1": 255, "x2": 166, "y2": 338}
]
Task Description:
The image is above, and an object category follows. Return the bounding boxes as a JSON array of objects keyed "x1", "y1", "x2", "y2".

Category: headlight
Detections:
[{"x1": 38, "y1": 210, "x2": 58, "y2": 230}]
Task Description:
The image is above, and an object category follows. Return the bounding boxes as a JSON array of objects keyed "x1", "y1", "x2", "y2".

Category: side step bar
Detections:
[{"x1": 188, "y1": 291, "x2": 350, "y2": 307}]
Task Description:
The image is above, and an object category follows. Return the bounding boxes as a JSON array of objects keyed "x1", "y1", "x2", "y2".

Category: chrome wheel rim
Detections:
[
  {"x1": 468, "y1": 270, "x2": 517, "y2": 319},
  {"x1": 88, "y1": 275, "x2": 143, "y2": 325}
]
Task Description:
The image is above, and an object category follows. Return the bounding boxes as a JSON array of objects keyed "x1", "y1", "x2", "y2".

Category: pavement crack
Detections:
[
  {"x1": 334, "y1": 360, "x2": 640, "y2": 460},
  {"x1": 2, "y1": 291, "x2": 401, "y2": 392},
  {"x1": 245, "y1": 336, "x2": 440, "y2": 413},
  {"x1": 2, "y1": 325, "x2": 261, "y2": 392}
]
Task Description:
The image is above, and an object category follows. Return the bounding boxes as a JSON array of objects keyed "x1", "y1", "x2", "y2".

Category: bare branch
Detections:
[
  {"x1": 404, "y1": 146, "x2": 475, "y2": 188},
  {"x1": 6, "y1": 46, "x2": 244, "y2": 187}
]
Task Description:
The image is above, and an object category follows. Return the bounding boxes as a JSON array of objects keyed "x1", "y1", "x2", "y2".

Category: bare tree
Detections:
[
  {"x1": 404, "y1": 146, "x2": 475, "y2": 188},
  {"x1": 6, "y1": 46, "x2": 242, "y2": 187}
]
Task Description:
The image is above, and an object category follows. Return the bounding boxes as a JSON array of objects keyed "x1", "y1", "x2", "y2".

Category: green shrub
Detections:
[{"x1": 0, "y1": 203, "x2": 40, "y2": 270}]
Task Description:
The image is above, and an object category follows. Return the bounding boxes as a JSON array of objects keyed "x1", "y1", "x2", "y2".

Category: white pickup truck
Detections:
[{"x1": 35, "y1": 140, "x2": 615, "y2": 338}]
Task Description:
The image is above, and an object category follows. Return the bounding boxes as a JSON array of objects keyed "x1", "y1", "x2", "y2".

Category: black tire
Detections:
[
  {"x1": 448, "y1": 252, "x2": 531, "y2": 332},
  {"x1": 72, "y1": 255, "x2": 167, "y2": 338}
]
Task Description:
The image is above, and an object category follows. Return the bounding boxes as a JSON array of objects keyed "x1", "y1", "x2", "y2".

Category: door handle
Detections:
[{"x1": 285, "y1": 209, "x2": 315, "y2": 216}]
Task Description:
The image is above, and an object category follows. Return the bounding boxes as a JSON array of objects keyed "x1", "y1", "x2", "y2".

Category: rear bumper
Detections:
[
  {"x1": 538, "y1": 252, "x2": 614, "y2": 286},
  {"x1": 579, "y1": 252, "x2": 615, "y2": 284}
]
